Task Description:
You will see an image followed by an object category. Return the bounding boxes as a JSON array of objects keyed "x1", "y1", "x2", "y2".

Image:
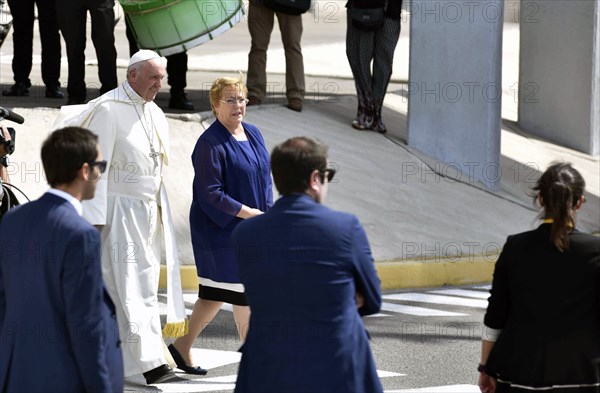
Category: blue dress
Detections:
[{"x1": 190, "y1": 119, "x2": 273, "y2": 305}]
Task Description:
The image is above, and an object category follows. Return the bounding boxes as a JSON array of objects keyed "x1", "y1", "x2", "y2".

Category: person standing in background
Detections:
[
  {"x1": 2, "y1": 0, "x2": 63, "y2": 98},
  {"x1": 55, "y1": 0, "x2": 118, "y2": 105},
  {"x1": 246, "y1": 0, "x2": 305, "y2": 112},
  {"x1": 346, "y1": 0, "x2": 402, "y2": 133}
]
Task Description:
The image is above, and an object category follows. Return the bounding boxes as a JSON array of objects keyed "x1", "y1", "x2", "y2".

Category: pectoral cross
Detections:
[{"x1": 150, "y1": 148, "x2": 159, "y2": 170}]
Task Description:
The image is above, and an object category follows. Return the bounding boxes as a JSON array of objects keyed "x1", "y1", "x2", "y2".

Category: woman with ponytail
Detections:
[{"x1": 478, "y1": 162, "x2": 600, "y2": 393}]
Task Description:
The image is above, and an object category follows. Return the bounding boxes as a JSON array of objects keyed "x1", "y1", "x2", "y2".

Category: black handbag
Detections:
[
  {"x1": 263, "y1": 0, "x2": 311, "y2": 15},
  {"x1": 348, "y1": 0, "x2": 386, "y2": 31}
]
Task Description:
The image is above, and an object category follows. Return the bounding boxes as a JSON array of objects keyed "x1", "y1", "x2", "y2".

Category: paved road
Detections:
[{"x1": 128, "y1": 285, "x2": 487, "y2": 392}]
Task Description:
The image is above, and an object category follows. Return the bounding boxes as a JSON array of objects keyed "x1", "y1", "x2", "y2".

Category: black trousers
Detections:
[
  {"x1": 7, "y1": 0, "x2": 61, "y2": 87},
  {"x1": 346, "y1": 15, "x2": 400, "y2": 111},
  {"x1": 55, "y1": 0, "x2": 117, "y2": 100},
  {"x1": 125, "y1": 19, "x2": 188, "y2": 95}
]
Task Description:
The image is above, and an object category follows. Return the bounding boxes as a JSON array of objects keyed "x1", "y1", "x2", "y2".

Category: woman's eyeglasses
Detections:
[{"x1": 221, "y1": 98, "x2": 250, "y2": 106}]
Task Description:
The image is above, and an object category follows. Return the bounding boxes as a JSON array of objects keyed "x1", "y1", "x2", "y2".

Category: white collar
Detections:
[
  {"x1": 47, "y1": 188, "x2": 83, "y2": 216},
  {"x1": 122, "y1": 80, "x2": 147, "y2": 106}
]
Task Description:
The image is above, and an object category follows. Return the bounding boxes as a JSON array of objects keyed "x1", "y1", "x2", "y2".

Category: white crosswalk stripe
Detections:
[
  {"x1": 386, "y1": 384, "x2": 480, "y2": 392},
  {"x1": 382, "y1": 293, "x2": 488, "y2": 309},
  {"x1": 381, "y1": 302, "x2": 467, "y2": 317},
  {"x1": 428, "y1": 288, "x2": 491, "y2": 299}
]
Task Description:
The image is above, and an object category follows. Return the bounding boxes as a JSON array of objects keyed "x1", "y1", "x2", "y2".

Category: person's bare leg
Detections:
[
  {"x1": 232, "y1": 305, "x2": 251, "y2": 342},
  {"x1": 172, "y1": 298, "x2": 223, "y2": 365}
]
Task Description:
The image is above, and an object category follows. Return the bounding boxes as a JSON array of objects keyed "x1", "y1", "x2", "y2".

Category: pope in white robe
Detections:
[{"x1": 53, "y1": 51, "x2": 187, "y2": 380}]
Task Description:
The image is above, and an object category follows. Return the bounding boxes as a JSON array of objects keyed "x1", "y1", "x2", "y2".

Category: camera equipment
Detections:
[
  {"x1": 0, "y1": 104, "x2": 27, "y2": 219},
  {"x1": 0, "y1": 126, "x2": 15, "y2": 155},
  {"x1": 0, "y1": 105, "x2": 23, "y2": 156},
  {"x1": 0, "y1": 107, "x2": 25, "y2": 124},
  {"x1": 0, "y1": 180, "x2": 29, "y2": 221}
]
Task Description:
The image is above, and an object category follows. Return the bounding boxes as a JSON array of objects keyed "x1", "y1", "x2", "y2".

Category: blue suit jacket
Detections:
[
  {"x1": 231, "y1": 194, "x2": 383, "y2": 393},
  {"x1": 0, "y1": 193, "x2": 123, "y2": 393}
]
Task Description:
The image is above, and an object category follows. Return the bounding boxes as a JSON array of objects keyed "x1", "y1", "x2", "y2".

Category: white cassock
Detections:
[{"x1": 53, "y1": 81, "x2": 187, "y2": 376}]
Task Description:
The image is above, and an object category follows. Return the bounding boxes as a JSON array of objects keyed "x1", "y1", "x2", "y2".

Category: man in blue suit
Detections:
[
  {"x1": 0, "y1": 127, "x2": 123, "y2": 392},
  {"x1": 232, "y1": 136, "x2": 383, "y2": 393}
]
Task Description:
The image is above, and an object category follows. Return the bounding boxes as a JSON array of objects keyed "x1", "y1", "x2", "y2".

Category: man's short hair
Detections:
[
  {"x1": 270, "y1": 137, "x2": 328, "y2": 195},
  {"x1": 42, "y1": 127, "x2": 98, "y2": 187}
]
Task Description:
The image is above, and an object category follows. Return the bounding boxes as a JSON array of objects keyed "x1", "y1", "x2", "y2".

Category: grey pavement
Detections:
[{"x1": 0, "y1": 1, "x2": 598, "y2": 290}]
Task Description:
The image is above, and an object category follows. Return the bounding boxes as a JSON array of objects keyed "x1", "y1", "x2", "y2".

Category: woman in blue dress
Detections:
[{"x1": 168, "y1": 75, "x2": 273, "y2": 374}]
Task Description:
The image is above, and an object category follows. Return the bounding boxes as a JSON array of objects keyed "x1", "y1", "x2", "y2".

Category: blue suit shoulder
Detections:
[
  {"x1": 313, "y1": 203, "x2": 361, "y2": 230},
  {"x1": 2, "y1": 194, "x2": 96, "y2": 236}
]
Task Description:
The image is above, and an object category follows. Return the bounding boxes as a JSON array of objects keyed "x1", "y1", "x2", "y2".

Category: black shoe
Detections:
[
  {"x1": 2, "y1": 82, "x2": 30, "y2": 97},
  {"x1": 143, "y1": 364, "x2": 178, "y2": 384},
  {"x1": 45, "y1": 86, "x2": 64, "y2": 99},
  {"x1": 287, "y1": 98, "x2": 303, "y2": 112},
  {"x1": 168, "y1": 344, "x2": 208, "y2": 375},
  {"x1": 169, "y1": 93, "x2": 195, "y2": 111},
  {"x1": 66, "y1": 97, "x2": 86, "y2": 105}
]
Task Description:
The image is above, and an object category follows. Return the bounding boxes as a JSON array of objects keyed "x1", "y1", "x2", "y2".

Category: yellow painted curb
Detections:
[
  {"x1": 160, "y1": 253, "x2": 498, "y2": 291},
  {"x1": 375, "y1": 254, "x2": 497, "y2": 290}
]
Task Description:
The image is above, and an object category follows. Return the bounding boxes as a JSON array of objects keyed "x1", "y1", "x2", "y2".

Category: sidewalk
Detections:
[{"x1": 1, "y1": 4, "x2": 598, "y2": 290}]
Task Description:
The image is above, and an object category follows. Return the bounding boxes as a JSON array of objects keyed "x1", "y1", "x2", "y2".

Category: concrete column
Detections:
[
  {"x1": 518, "y1": 0, "x2": 599, "y2": 156},
  {"x1": 407, "y1": 0, "x2": 503, "y2": 189}
]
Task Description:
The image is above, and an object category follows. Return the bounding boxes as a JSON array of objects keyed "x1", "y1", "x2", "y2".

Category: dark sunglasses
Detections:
[
  {"x1": 318, "y1": 168, "x2": 336, "y2": 183},
  {"x1": 88, "y1": 160, "x2": 107, "y2": 174}
]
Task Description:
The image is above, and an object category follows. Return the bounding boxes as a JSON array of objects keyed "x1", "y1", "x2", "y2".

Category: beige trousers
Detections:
[{"x1": 246, "y1": 2, "x2": 305, "y2": 101}]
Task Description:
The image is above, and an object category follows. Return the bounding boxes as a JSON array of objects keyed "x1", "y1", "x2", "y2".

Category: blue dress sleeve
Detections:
[
  {"x1": 244, "y1": 122, "x2": 274, "y2": 210},
  {"x1": 193, "y1": 138, "x2": 243, "y2": 228}
]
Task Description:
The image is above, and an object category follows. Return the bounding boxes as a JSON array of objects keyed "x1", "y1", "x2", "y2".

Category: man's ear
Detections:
[
  {"x1": 307, "y1": 169, "x2": 321, "y2": 194},
  {"x1": 128, "y1": 68, "x2": 137, "y2": 84},
  {"x1": 79, "y1": 162, "x2": 91, "y2": 182}
]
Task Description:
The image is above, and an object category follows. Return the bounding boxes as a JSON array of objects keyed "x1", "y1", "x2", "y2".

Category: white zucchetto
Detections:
[{"x1": 128, "y1": 49, "x2": 162, "y2": 67}]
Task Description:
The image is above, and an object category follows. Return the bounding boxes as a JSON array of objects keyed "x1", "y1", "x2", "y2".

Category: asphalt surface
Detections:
[{"x1": 0, "y1": 2, "x2": 598, "y2": 283}]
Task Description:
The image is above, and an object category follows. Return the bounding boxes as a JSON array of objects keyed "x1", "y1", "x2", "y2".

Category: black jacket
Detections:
[
  {"x1": 346, "y1": 0, "x2": 402, "y2": 20},
  {"x1": 485, "y1": 224, "x2": 600, "y2": 387}
]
